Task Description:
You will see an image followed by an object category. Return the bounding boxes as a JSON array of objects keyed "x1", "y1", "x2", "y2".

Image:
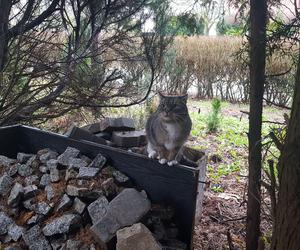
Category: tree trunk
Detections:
[
  {"x1": 0, "y1": 0, "x2": 12, "y2": 71},
  {"x1": 271, "y1": 51, "x2": 300, "y2": 250},
  {"x1": 246, "y1": 0, "x2": 267, "y2": 249}
]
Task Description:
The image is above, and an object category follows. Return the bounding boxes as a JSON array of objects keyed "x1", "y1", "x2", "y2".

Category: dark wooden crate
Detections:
[{"x1": 0, "y1": 125, "x2": 206, "y2": 249}]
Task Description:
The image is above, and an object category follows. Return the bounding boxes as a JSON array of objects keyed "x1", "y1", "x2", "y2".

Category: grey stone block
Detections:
[
  {"x1": 7, "y1": 182, "x2": 24, "y2": 207},
  {"x1": 87, "y1": 196, "x2": 109, "y2": 224},
  {"x1": 50, "y1": 167, "x2": 60, "y2": 182},
  {"x1": 112, "y1": 170, "x2": 130, "y2": 185},
  {"x1": 45, "y1": 185, "x2": 55, "y2": 201},
  {"x1": 66, "y1": 125, "x2": 108, "y2": 145},
  {"x1": 23, "y1": 185, "x2": 38, "y2": 199},
  {"x1": 0, "y1": 155, "x2": 15, "y2": 168},
  {"x1": 7, "y1": 224, "x2": 25, "y2": 242},
  {"x1": 17, "y1": 153, "x2": 34, "y2": 164},
  {"x1": 56, "y1": 194, "x2": 72, "y2": 212},
  {"x1": 77, "y1": 167, "x2": 100, "y2": 179},
  {"x1": 99, "y1": 117, "x2": 135, "y2": 133},
  {"x1": 23, "y1": 225, "x2": 51, "y2": 250},
  {"x1": 116, "y1": 223, "x2": 161, "y2": 250},
  {"x1": 91, "y1": 188, "x2": 151, "y2": 243},
  {"x1": 39, "y1": 149, "x2": 58, "y2": 164},
  {"x1": 17, "y1": 164, "x2": 33, "y2": 177},
  {"x1": 40, "y1": 174, "x2": 51, "y2": 187},
  {"x1": 0, "y1": 174, "x2": 13, "y2": 196},
  {"x1": 73, "y1": 197, "x2": 86, "y2": 214},
  {"x1": 42, "y1": 214, "x2": 81, "y2": 236},
  {"x1": 112, "y1": 130, "x2": 146, "y2": 147},
  {"x1": 88, "y1": 153, "x2": 107, "y2": 169},
  {"x1": 0, "y1": 212, "x2": 13, "y2": 235},
  {"x1": 57, "y1": 147, "x2": 80, "y2": 166}
]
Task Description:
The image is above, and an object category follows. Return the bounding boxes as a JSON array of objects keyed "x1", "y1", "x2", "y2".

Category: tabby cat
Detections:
[{"x1": 146, "y1": 92, "x2": 192, "y2": 166}]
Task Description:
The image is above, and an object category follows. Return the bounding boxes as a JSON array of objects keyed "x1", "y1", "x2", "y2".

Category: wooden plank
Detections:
[{"x1": 0, "y1": 125, "x2": 20, "y2": 158}]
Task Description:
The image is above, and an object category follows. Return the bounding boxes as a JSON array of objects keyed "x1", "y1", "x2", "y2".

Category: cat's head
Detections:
[{"x1": 157, "y1": 92, "x2": 188, "y2": 122}]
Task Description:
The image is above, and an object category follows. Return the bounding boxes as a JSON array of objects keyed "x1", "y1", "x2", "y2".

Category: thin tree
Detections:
[
  {"x1": 246, "y1": 0, "x2": 267, "y2": 249},
  {"x1": 271, "y1": 48, "x2": 300, "y2": 249},
  {"x1": 0, "y1": 0, "x2": 169, "y2": 125}
]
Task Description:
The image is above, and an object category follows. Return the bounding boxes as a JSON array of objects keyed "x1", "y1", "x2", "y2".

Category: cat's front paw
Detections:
[
  {"x1": 159, "y1": 158, "x2": 167, "y2": 164},
  {"x1": 148, "y1": 151, "x2": 157, "y2": 159},
  {"x1": 167, "y1": 160, "x2": 178, "y2": 166}
]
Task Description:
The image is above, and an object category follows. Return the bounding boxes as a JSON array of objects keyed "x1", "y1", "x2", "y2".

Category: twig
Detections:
[
  {"x1": 227, "y1": 229, "x2": 236, "y2": 250},
  {"x1": 268, "y1": 160, "x2": 277, "y2": 221},
  {"x1": 263, "y1": 98, "x2": 291, "y2": 110},
  {"x1": 269, "y1": 131, "x2": 284, "y2": 151},
  {"x1": 221, "y1": 216, "x2": 247, "y2": 223},
  {"x1": 240, "y1": 110, "x2": 250, "y2": 116},
  {"x1": 262, "y1": 120, "x2": 285, "y2": 125}
]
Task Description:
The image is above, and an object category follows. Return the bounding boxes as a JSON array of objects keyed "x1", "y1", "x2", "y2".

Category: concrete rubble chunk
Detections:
[
  {"x1": 50, "y1": 239, "x2": 65, "y2": 250},
  {"x1": 26, "y1": 155, "x2": 39, "y2": 168},
  {"x1": 24, "y1": 175, "x2": 39, "y2": 186},
  {"x1": 99, "y1": 117, "x2": 135, "y2": 133},
  {"x1": 0, "y1": 155, "x2": 15, "y2": 168},
  {"x1": 46, "y1": 159, "x2": 58, "y2": 169},
  {"x1": 56, "y1": 194, "x2": 72, "y2": 212},
  {"x1": 45, "y1": 185, "x2": 55, "y2": 201},
  {"x1": 87, "y1": 196, "x2": 109, "y2": 224},
  {"x1": 73, "y1": 197, "x2": 86, "y2": 214},
  {"x1": 17, "y1": 153, "x2": 34, "y2": 164},
  {"x1": 88, "y1": 153, "x2": 107, "y2": 169},
  {"x1": 27, "y1": 214, "x2": 43, "y2": 225},
  {"x1": 116, "y1": 223, "x2": 161, "y2": 250},
  {"x1": 7, "y1": 164, "x2": 18, "y2": 177},
  {"x1": 81, "y1": 123, "x2": 102, "y2": 134},
  {"x1": 81, "y1": 155, "x2": 92, "y2": 164},
  {"x1": 23, "y1": 185, "x2": 38, "y2": 199},
  {"x1": 65, "y1": 168, "x2": 78, "y2": 181},
  {"x1": 42, "y1": 214, "x2": 81, "y2": 236},
  {"x1": 66, "y1": 185, "x2": 89, "y2": 197},
  {"x1": 39, "y1": 165, "x2": 48, "y2": 174},
  {"x1": 39, "y1": 149, "x2": 58, "y2": 164},
  {"x1": 77, "y1": 167, "x2": 100, "y2": 179},
  {"x1": 66, "y1": 125, "x2": 109, "y2": 145},
  {"x1": 68, "y1": 158, "x2": 88, "y2": 169},
  {"x1": 50, "y1": 167, "x2": 60, "y2": 182},
  {"x1": 23, "y1": 225, "x2": 51, "y2": 250},
  {"x1": 91, "y1": 188, "x2": 151, "y2": 243},
  {"x1": 0, "y1": 212, "x2": 13, "y2": 235},
  {"x1": 7, "y1": 182, "x2": 24, "y2": 207},
  {"x1": 101, "y1": 178, "x2": 118, "y2": 198},
  {"x1": 0, "y1": 174, "x2": 13, "y2": 196},
  {"x1": 7, "y1": 224, "x2": 25, "y2": 242},
  {"x1": 112, "y1": 170, "x2": 130, "y2": 185},
  {"x1": 23, "y1": 199, "x2": 34, "y2": 210},
  {"x1": 112, "y1": 130, "x2": 146, "y2": 147},
  {"x1": 57, "y1": 147, "x2": 80, "y2": 166},
  {"x1": 40, "y1": 174, "x2": 51, "y2": 187},
  {"x1": 17, "y1": 164, "x2": 33, "y2": 177},
  {"x1": 33, "y1": 202, "x2": 52, "y2": 215}
]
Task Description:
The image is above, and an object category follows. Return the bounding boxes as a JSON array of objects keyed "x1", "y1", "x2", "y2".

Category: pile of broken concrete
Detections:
[
  {"x1": 66, "y1": 117, "x2": 147, "y2": 149},
  {"x1": 0, "y1": 147, "x2": 186, "y2": 250}
]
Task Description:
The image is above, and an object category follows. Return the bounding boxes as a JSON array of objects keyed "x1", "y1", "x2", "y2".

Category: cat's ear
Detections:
[{"x1": 180, "y1": 94, "x2": 188, "y2": 103}]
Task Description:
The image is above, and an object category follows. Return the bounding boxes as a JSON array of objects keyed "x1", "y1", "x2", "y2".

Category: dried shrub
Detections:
[{"x1": 160, "y1": 36, "x2": 295, "y2": 105}]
